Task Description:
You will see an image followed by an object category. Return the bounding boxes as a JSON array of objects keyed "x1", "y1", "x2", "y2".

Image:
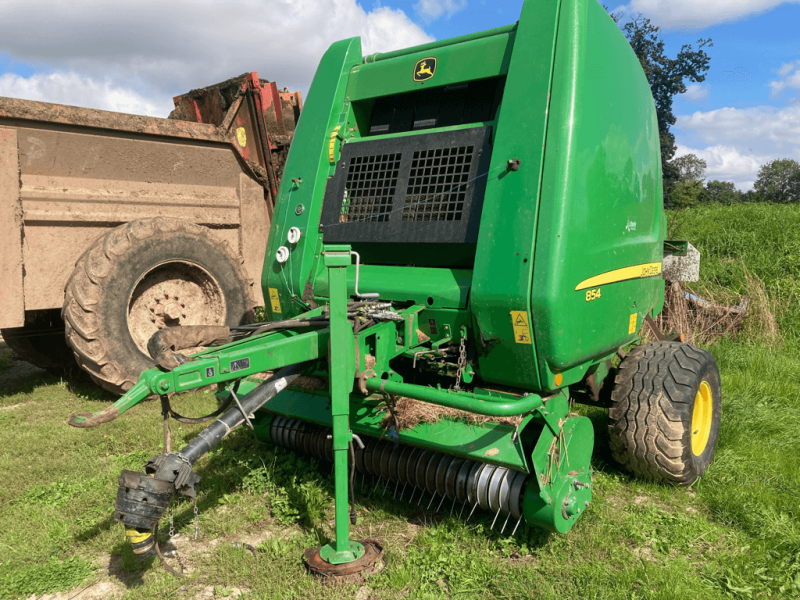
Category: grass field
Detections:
[{"x1": 0, "y1": 204, "x2": 798, "y2": 599}]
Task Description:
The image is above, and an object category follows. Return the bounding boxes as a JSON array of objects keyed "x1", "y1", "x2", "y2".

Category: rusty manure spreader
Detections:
[{"x1": 70, "y1": 0, "x2": 721, "y2": 580}]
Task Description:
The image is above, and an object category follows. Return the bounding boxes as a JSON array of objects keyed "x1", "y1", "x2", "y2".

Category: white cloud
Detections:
[
  {"x1": 675, "y1": 144, "x2": 767, "y2": 189},
  {"x1": 615, "y1": 0, "x2": 800, "y2": 29},
  {"x1": 414, "y1": 0, "x2": 469, "y2": 24},
  {"x1": 770, "y1": 60, "x2": 800, "y2": 98},
  {"x1": 675, "y1": 103, "x2": 800, "y2": 189},
  {"x1": 677, "y1": 104, "x2": 800, "y2": 147},
  {"x1": 0, "y1": 0, "x2": 433, "y2": 112},
  {"x1": 0, "y1": 72, "x2": 172, "y2": 116},
  {"x1": 682, "y1": 83, "x2": 710, "y2": 102}
]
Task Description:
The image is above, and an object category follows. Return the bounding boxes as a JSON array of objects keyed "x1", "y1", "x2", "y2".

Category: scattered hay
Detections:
[
  {"x1": 653, "y1": 281, "x2": 747, "y2": 345},
  {"x1": 378, "y1": 395, "x2": 523, "y2": 431},
  {"x1": 653, "y1": 261, "x2": 786, "y2": 347},
  {"x1": 291, "y1": 376, "x2": 329, "y2": 391}
]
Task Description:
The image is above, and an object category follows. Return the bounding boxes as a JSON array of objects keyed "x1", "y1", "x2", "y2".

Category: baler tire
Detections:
[
  {"x1": 1, "y1": 309, "x2": 74, "y2": 372},
  {"x1": 608, "y1": 341, "x2": 721, "y2": 485},
  {"x1": 62, "y1": 218, "x2": 253, "y2": 395}
]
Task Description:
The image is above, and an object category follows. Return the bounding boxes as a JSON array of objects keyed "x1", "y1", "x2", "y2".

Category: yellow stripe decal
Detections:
[
  {"x1": 575, "y1": 262, "x2": 662, "y2": 291},
  {"x1": 328, "y1": 126, "x2": 341, "y2": 163}
]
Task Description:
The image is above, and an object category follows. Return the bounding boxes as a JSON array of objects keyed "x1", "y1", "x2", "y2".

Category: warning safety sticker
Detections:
[
  {"x1": 269, "y1": 287, "x2": 282, "y2": 314},
  {"x1": 510, "y1": 311, "x2": 532, "y2": 345}
]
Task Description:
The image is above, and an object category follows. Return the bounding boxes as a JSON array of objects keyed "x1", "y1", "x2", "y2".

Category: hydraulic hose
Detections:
[{"x1": 179, "y1": 361, "x2": 310, "y2": 464}]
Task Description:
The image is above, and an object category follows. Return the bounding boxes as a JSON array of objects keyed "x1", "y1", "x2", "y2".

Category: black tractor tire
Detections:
[
  {"x1": 608, "y1": 341, "x2": 721, "y2": 485},
  {"x1": 62, "y1": 218, "x2": 253, "y2": 395},
  {"x1": 1, "y1": 309, "x2": 74, "y2": 371}
]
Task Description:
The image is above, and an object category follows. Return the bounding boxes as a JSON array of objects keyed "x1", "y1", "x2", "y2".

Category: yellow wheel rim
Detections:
[{"x1": 691, "y1": 381, "x2": 713, "y2": 456}]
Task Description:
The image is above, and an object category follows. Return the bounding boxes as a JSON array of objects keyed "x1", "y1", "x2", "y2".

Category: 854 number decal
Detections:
[{"x1": 585, "y1": 288, "x2": 602, "y2": 302}]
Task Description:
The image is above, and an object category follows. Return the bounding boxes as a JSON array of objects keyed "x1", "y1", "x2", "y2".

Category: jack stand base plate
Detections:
[{"x1": 304, "y1": 540, "x2": 384, "y2": 585}]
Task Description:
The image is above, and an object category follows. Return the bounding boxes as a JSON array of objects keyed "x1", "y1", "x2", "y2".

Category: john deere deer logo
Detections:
[{"x1": 413, "y1": 57, "x2": 437, "y2": 82}]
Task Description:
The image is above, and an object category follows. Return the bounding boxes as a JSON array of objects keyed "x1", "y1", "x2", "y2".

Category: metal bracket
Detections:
[{"x1": 227, "y1": 384, "x2": 254, "y2": 431}]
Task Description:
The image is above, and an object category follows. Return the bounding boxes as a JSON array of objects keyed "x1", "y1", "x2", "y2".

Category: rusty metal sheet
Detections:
[
  {"x1": 0, "y1": 127, "x2": 24, "y2": 329},
  {"x1": 0, "y1": 96, "x2": 224, "y2": 142}
]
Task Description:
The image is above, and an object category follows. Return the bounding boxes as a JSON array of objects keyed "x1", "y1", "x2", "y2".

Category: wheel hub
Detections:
[
  {"x1": 149, "y1": 294, "x2": 186, "y2": 328},
  {"x1": 691, "y1": 380, "x2": 713, "y2": 456}
]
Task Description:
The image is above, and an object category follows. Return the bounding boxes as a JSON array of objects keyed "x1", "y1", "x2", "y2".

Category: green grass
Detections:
[{"x1": 0, "y1": 204, "x2": 798, "y2": 598}]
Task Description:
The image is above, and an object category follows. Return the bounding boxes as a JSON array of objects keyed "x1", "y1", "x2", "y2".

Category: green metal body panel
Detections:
[
  {"x1": 532, "y1": 0, "x2": 665, "y2": 378},
  {"x1": 346, "y1": 30, "x2": 515, "y2": 101},
  {"x1": 262, "y1": 0, "x2": 665, "y2": 396}
]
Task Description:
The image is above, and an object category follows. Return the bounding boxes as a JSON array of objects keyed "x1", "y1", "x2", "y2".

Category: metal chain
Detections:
[
  {"x1": 454, "y1": 335, "x2": 467, "y2": 391},
  {"x1": 168, "y1": 503, "x2": 175, "y2": 538},
  {"x1": 193, "y1": 496, "x2": 199, "y2": 540}
]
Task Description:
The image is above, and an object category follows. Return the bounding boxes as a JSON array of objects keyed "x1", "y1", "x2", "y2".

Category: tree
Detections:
[
  {"x1": 670, "y1": 179, "x2": 704, "y2": 208},
  {"x1": 671, "y1": 154, "x2": 707, "y2": 182},
  {"x1": 606, "y1": 9, "x2": 713, "y2": 205},
  {"x1": 703, "y1": 180, "x2": 740, "y2": 204},
  {"x1": 754, "y1": 159, "x2": 800, "y2": 204}
]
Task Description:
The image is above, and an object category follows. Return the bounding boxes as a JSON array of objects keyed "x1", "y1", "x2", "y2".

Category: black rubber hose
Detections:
[{"x1": 180, "y1": 362, "x2": 310, "y2": 464}]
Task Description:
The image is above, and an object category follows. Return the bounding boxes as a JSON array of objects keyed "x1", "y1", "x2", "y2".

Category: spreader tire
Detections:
[
  {"x1": 608, "y1": 341, "x2": 721, "y2": 485},
  {"x1": 62, "y1": 218, "x2": 252, "y2": 395}
]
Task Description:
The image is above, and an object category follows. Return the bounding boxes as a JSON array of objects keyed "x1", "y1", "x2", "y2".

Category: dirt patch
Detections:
[{"x1": 28, "y1": 580, "x2": 124, "y2": 600}]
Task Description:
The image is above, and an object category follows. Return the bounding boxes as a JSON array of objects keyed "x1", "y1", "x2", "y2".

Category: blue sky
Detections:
[{"x1": 1, "y1": 0, "x2": 798, "y2": 189}]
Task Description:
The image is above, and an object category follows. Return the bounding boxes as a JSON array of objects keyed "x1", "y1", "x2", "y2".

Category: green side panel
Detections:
[
  {"x1": 263, "y1": 38, "x2": 364, "y2": 318},
  {"x1": 345, "y1": 31, "x2": 516, "y2": 101},
  {"x1": 470, "y1": 0, "x2": 563, "y2": 390},
  {"x1": 523, "y1": 415, "x2": 593, "y2": 533},
  {"x1": 532, "y1": 0, "x2": 665, "y2": 378},
  {"x1": 311, "y1": 265, "x2": 472, "y2": 309},
  {"x1": 253, "y1": 390, "x2": 532, "y2": 472}
]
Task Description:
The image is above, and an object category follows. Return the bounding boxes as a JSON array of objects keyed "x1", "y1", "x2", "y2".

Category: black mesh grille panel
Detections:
[
  {"x1": 403, "y1": 146, "x2": 473, "y2": 222},
  {"x1": 342, "y1": 153, "x2": 401, "y2": 223},
  {"x1": 320, "y1": 126, "x2": 492, "y2": 245}
]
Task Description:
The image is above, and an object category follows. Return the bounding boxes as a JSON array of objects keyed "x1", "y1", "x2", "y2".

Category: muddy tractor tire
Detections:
[
  {"x1": 608, "y1": 341, "x2": 722, "y2": 485},
  {"x1": 1, "y1": 309, "x2": 74, "y2": 371},
  {"x1": 62, "y1": 218, "x2": 253, "y2": 395}
]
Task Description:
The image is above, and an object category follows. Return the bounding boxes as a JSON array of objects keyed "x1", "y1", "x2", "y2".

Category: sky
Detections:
[{"x1": 1, "y1": 0, "x2": 798, "y2": 190}]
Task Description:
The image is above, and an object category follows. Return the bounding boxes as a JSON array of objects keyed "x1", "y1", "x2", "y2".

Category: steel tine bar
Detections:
[
  {"x1": 373, "y1": 477, "x2": 382, "y2": 492},
  {"x1": 500, "y1": 512, "x2": 511, "y2": 535},
  {"x1": 491, "y1": 509, "x2": 502, "y2": 530},
  {"x1": 511, "y1": 515, "x2": 524, "y2": 537},
  {"x1": 382, "y1": 479, "x2": 390, "y2": 496},
  {"x1": 393, "y1": 480, "x2": 400, "y2": 499},
  {"x1": 458, "y1": 501, "x2": 467, "y2": 520},
  {"x1": 399, "y1": 482, "x2": 408, "y2": 501},
  {"x1": 427, "y1": 492, "x2": 437, "y2": 510},
  {"x1": 466, "y1": 503, "x2": 478, "y2": 522},
  {"x1": 436, "y1": 495, "x2": 447, "y2": 513}
]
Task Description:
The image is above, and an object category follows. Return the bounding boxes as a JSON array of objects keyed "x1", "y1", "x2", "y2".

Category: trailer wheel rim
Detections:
[
  {"x1": 128, "y1": 260, "x2": 226, "y2": 358},
  {"x1": 691, "y1": 381, "x2": 713, "y2": 456}
]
